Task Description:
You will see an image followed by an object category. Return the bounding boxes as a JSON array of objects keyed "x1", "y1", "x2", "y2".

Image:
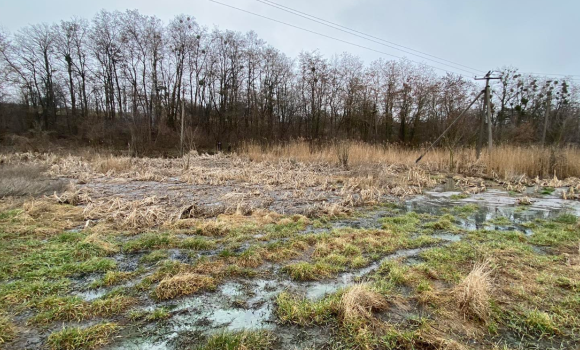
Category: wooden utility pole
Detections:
[
  {"x1": 180, "y1": 89, "x2": 185, "y2": 157},
  {"x1": 476, "y1": 98, "x2": 485, "y2": 159},
  {"x1": 475, "y1": 72, "x2": 501, "y2": 155},
  {"x1": 485, "y1": 81, "x2": 493, "y2": 153}
]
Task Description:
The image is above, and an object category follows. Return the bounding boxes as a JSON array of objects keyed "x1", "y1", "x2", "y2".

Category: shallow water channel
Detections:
[{"x1": 107, "y1": 188, "x2": 580, "y2": 349}]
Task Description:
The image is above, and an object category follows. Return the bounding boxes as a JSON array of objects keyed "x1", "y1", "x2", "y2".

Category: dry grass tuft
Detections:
[
  {"x1": 339, "y1": 284, "x2": 388, "y2": 324},
  {"x1": 0, "y1": 313, "x2": 16, "y2": 344},
  {"x1": 453, "y1": 260, "x2": 493, "y2": 323},
  {"x1": 196, "y1": 220, "x2": 230, "y2": 236},
  {"x1": 20, "y1": 199, "x2": 85, "y2": 234},
  {"x1": 155, "y1": 273, "x2": 215, "y2": 300},
  {"x1": 54, "y1": 185, "x2": 92, "y2": 205}
]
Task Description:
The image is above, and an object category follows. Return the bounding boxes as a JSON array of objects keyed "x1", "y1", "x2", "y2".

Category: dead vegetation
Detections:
[
  {"x1": 339, "y1": 284, "x2": 389, "y2": 324},
  {"x1": 244, "y1": 141, "x2": 580, "y2": 179},
  {"x1": 453, "y1": 260, "x2": 494, "y2": 323},
  {"x1": 84, "y1": 196, "x2": 174, "y2": 230}
]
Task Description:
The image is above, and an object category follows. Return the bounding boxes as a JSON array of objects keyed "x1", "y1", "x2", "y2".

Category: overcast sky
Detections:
[{"x1": 1, "y1": 0, "x2": 579, "y2": 79}]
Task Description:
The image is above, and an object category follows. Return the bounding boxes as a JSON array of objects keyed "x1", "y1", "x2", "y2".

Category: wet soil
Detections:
[{"x1": 100, "y1": 187, "x2": 580, "y2": 350}]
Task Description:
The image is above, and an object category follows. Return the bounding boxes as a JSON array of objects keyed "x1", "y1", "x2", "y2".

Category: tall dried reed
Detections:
[{"x1": 241, "y1": 141, "x2": 580, "y2": 179}]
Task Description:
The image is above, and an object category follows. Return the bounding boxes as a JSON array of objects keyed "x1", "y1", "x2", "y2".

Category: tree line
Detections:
[{"x1": 0, "y1": 10, "x2": 578, "y2": 152}]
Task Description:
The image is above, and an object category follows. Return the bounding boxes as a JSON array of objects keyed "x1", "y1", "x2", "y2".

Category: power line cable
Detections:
[
  {"x1": 257, "y1": 0, "x2": 483, "y2": 75},
  {"x1": 210, "y1": 0, "x2": 473, "y2": 78},
  {"x1": 520, "y1": 72, "x2": 580, "y2": 77}
]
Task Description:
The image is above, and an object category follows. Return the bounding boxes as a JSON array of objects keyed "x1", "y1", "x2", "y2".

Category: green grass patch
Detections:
[
  {"x1": 31, "y1": 295, "x2": 135, "y2": 324},
  {"x1": 381, "y1": 212, "x2": 420, "y2": 233},
  {"x1": 140, "y1": 250, "x2": 169, "y2": 263},
  {"x1": 195, "y1": 330, "x2": 275, "y2": 350},
  {"x1": 452, "y1": 204, "x2": 479, "y2": 216},
  {"x1": 129, "y1": 307, "x2": 170, "y2": 322},
  {"x1": 47, "y1": 323, "x2": 120, "y2": 350},
  {"x1": 90, "y1": 270, "x2": 134, "y2": 288},
  {"x1": 541, "y1": 187, "x2": 555, "y2": 195},
  {"x1": 179, "y1": 237, "x2": 216, "y2": 250},
  {"x1": 275, "y1": 291, "x2": 339, "y2": 326},
  {"x1": 282, "y1": 261, "x2": 339, "y2": 281},
  {"x1": 123, "y1": 233, "x2": 172, "y2": 252},
  {"x1": 377, "y1": 260, "x2": 409, "y2": 285},
  {"x1": 450, "y1": 193, "x2": 469, "y2": 200}
]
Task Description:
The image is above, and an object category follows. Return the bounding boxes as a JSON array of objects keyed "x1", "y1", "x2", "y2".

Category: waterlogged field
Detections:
[{"x1": 0, "y1": 152, "x2": 579, "y2": 350}]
